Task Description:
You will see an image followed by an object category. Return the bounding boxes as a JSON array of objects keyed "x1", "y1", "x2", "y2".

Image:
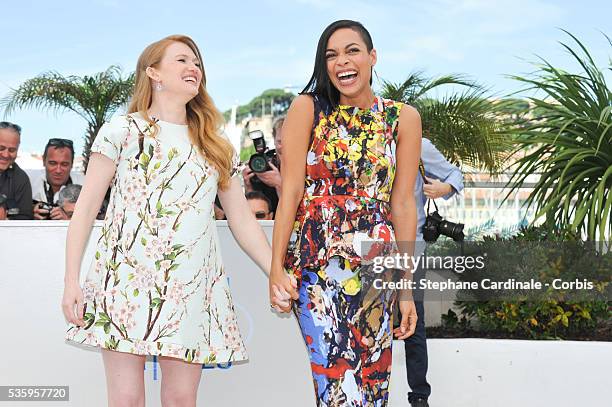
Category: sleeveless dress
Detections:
[
  {"x1": 285, "y1": 96, "x2": 404, "y2": 406},
  {"x1": 66, "y1": 113, "x2": 248, "y2": 365}
]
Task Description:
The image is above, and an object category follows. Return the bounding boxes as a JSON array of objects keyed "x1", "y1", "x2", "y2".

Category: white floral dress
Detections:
[{"x1": 66, "y1": 113, "x2": 247, "y2": 364}]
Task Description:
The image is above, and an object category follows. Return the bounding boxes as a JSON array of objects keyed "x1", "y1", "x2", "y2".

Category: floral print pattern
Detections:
[
  {"x1": 287, "y1": 96, "x2": 404, "y2": 406},
  {"x1": 285, "y1": 96, "x2": 403, "y2": 273},
  {"x1": 66, "y1": 113, "x2": 247, "y2": 364},
  {"x1": 296, "y1": 259, "x2": 395, "y2": 407}
]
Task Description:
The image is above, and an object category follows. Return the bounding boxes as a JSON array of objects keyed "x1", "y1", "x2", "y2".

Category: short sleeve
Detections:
[{"x1": 90, "y1": 116, "x2": 128, "y2": 165}]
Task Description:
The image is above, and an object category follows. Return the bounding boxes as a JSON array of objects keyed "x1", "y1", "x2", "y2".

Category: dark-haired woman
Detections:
[{"x1": 270, "y1": 20, "x2": 421, "y2": 406}]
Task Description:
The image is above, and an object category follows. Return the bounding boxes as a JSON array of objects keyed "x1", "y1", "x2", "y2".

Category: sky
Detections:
[{"x1": 1, "y1": 0, "x2": 610, "y2": 156}]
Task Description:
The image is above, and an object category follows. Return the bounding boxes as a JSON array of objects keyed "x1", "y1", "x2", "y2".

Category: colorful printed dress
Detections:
[
  {"x1": 66, "y1": 113, "x2": 247, "y2": 364},
  {"x1": 284, "y1": 96, "x2": 404, "y2": 406}
]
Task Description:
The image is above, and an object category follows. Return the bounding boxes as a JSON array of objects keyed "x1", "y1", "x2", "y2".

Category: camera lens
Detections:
[
  {"x1": 440, "y1": 220, "x2": 465, "y2": 242},
  {"x1": 249, "y1": 154, "x2": 269, "y2": 173}
]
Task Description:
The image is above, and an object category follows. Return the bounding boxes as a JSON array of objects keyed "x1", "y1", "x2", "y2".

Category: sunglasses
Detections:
[
  {"x1": 47, "y1": 138, "x2": 74, "y2": 149},
  {"x1": 254, "y1": 211, "x2": 269, "y2": 219}
]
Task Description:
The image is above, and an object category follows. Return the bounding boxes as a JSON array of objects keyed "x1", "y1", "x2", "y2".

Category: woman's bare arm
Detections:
[
  {"x1": 390, "y1": 104, "x2": 422, "y2": 340},
  {"x1": 62, "y1": 153, "x2": 116, "y2": 325},
  {"x1": 218, "y1": 177, "x2": 272, "y2": 275}
]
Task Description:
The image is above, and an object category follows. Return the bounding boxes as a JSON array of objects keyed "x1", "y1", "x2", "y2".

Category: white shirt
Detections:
[{"x1": 31, "y1": 172, "x2": 85, "y2": 204}]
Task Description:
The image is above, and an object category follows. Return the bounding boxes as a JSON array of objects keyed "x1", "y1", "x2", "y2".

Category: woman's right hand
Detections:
[
  {"x1": 62, "y1": 281, "x2": 85, "y2": 327},
  {"x1": 269, "y1": 267, "x2": 299, "y2": 313}
]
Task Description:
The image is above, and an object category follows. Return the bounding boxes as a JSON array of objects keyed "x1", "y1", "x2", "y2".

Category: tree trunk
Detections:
[{"x1": 82, "y1": 121, "x2": 104, "y2": 172}]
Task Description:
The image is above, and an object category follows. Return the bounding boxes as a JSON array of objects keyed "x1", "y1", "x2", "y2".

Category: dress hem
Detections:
[{"x1": 66, "y1": 329, "x2": 248, "y2": 365}]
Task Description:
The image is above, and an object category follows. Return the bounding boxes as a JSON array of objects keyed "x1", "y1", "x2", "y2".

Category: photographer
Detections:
[
  {"x1": 404, "y1": 137, "x2": 464, "y2": 407},
  {"x1": 55, "y1": 184, "x2": 82, "y2": 220},
  {"x1": 242, "y1": 116, "x2": 285, "y2": 215},
  {"x1": 0, "y1": 122, "x2": 33, "y2": 220},
  {"x1": 246, "y1": 191, "x2": 274, "y2": 220},
  {"x1": 32, "y1": 138, "x2": 80, "y2": 220}
]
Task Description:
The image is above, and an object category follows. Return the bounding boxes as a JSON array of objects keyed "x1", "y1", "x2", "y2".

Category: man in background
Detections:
[
  {"x1": 0, "y1": 122, "x2": 32, "y2": 220},
  {"x1": 245, "y1": 191, "x2": 274, "y2": 220},
  {"x1": 32, "y1": 138, "x2": 79, "y2": 220},
  {"x1": 242, "y1": 116, "x2": 285, "y2": 216},
  {"x1": 405, "y1": 138, "x2": 464, "y2": 407},
  {"x1": 56, "y1": 184, "x2": 82, "y2": 220}
]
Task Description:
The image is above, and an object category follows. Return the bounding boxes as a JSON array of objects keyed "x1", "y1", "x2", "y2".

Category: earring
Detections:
[{"x1": 154, "y1": 82, "x2": 163, "y2": 92}]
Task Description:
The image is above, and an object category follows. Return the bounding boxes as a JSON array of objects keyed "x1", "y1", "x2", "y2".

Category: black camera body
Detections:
[
  {"x1": 34, "y1": 200, "x2": 58, "y2": 220},
  {"x1": 248, "y1": 130, "x2": 279, "y2": 173},
  {"x1": 247, "y1": 130, "x2": 280, "y2": 186},
  {"x1": 422, "y1": 210, "x2": 465, "y2": 242},
  {"x1": 1, "y1": 194, "x2": 21, "y2": 218}
]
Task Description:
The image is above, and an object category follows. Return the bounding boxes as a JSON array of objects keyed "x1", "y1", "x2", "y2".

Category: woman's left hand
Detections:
[
  {"x1": 394, "y1": 299, "x2": 418, "y2": 339},
  {"x1": 269, "y1": 268, "x2": 298, "y2": 313}
]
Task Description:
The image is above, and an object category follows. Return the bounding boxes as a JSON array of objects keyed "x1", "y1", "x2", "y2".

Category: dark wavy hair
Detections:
[{"x1": 301, "y1": 20, "x2": 374, "y2": 109}]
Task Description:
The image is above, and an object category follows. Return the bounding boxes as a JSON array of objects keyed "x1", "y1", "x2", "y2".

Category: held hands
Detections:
[
  {"x1": 423, "y1": 177, "x2": 453, "y2": 199},
  {"x1": 394, "y1": 299, "x2": 418, "y2": 340},
  {"x1": 269, "y1": 267, "x2": 299, "y2": 313},
  {"x1": 62, "y1": 281, "x2": 86, "y2": 327}
]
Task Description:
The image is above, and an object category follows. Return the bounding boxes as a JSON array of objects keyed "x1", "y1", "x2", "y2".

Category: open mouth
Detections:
[
  {"x1": 337, "y1": 70, "x2": 358, "y2": 86},
  {"x1": 183, "y1": 76, "x2": 198, "y2": 85}
]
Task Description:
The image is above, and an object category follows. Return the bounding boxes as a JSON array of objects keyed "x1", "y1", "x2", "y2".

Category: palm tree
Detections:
[
  {"x1": 1, "y1": 65, "x2": 134, "y2": 169},
  {"x1": 506, "y1": 31, "x2": 611, "y2": 241},
  {"x1": 380, "y1": 72, "x2": 513, "y2": 172}
]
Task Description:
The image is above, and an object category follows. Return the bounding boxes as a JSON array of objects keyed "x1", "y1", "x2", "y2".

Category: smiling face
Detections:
[
  {"x1": 147, "y1": 41, "x2": 203, "y2": 100},
  {"x1": 44, "y1": 147, "x2": 73, "y2": 189},
  {"x1": 325, "y1": 28, "x2": 376, "y2": 103},
  {"x1": 0, "y1": 128, "x2": 20, "y2": 172}
]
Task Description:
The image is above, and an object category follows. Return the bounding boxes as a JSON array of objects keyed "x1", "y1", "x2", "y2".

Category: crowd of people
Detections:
[
  {"x1": 0, "y1": 117, "x2": 285, "y2": 222},
  {"x1": 0, "y1": 122, "x2": 83, "y2": 221}
]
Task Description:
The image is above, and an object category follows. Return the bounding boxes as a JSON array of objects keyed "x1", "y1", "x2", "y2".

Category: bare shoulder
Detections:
[
  {"x1": 397, "y1": 104, "x2": 422, "y2": 144},
  {"x1": 286, "y1": 94, "x2": 315, "y2": 130},
  {"x1": 289, "y1": 94, "x2": 315, "y2": 114},
  {"x1": 399, "y1": 104, "x2": 421, "y2": 123}
]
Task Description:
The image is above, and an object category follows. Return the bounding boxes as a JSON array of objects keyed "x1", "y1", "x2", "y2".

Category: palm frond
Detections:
[
  {"x1": 380, "y1": 71, "x2": 511, "y2": 172},
  {"x1": 1, "y1": 65, "x2": 135, "y2": 170},
  {"x1": 506, "y1": 32, "x2": 612, "y2": 241}
]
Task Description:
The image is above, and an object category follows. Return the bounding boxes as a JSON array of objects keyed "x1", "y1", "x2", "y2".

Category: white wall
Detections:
[{"x1": 1, "y1": 222, "x2": 610, "y2": 407}]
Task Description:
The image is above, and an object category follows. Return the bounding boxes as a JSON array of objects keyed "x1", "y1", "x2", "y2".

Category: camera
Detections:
[
  {"x1": 34, "y1": 200, "x2": 58, "y2": 220},
  {"x1": 422, "y1": 210, "x2": 465, "y2": 242},
  {"x1": 1, "y1": 194, "x2": 21, "y2": 218},
  {"x1": 248, "y1": 130, "x2": 279, "y2": 173},
  {"x1": 247, "y1": 130, "x2": 280, "y2": 184}
]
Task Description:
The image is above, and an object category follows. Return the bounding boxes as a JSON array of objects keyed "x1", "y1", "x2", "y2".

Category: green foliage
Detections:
[
  {"x1": 506, "y1": 31, "x2": 612, "y2": 241},
  {"x1": 0, "y1": 65, "x2": 134, "y2": 169},
  {"x1": 223, "y1": 88, "x2": 295, "y2": 123},
  {"x1": 455, "y1": 298, "x2": 609, "y2": 340},
  {"x1": 380, "y1": 72, "x2": 514, "y2": 172},
  {"x1": 240, "y1": 144, "x2": 256, "y2": 162},
  {"x1": 447, "y1": 225, "x2": 611, "y2": 340}
]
